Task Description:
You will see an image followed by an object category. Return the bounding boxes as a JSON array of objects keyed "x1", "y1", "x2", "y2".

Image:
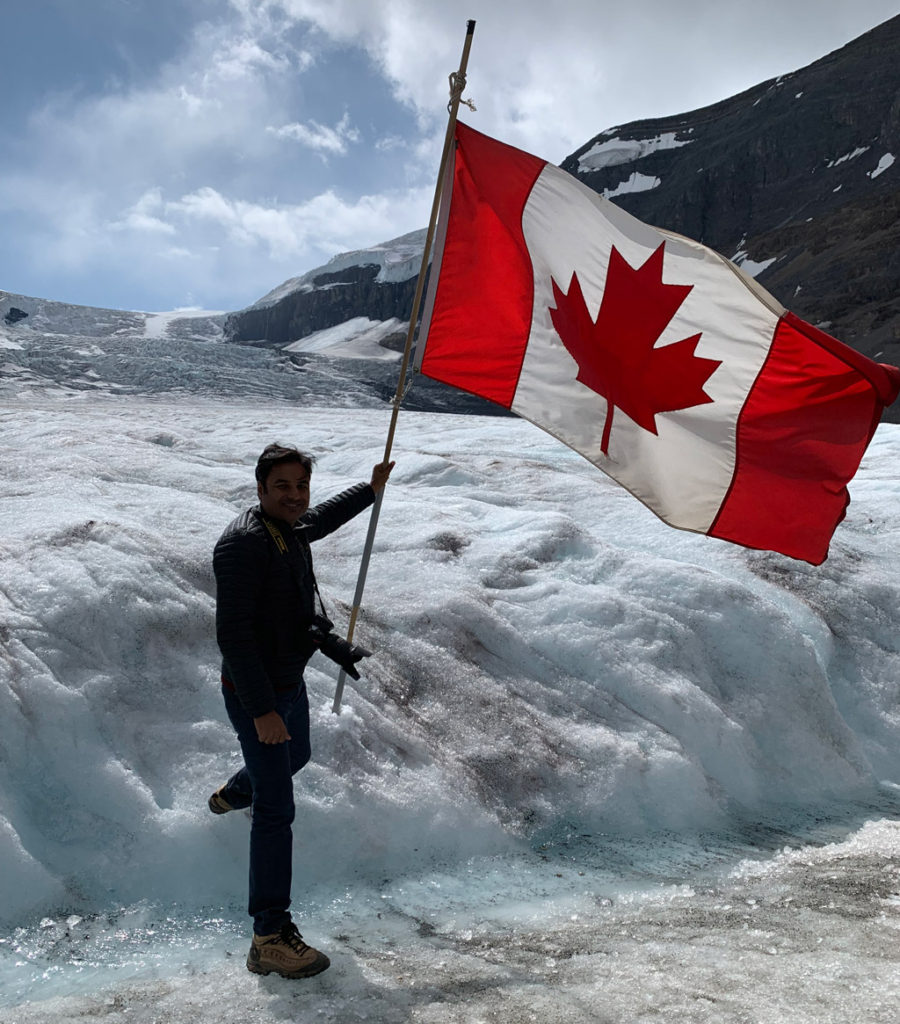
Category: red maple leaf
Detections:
[{"x1": 549, "y1": 243, "x2": 721, "y2": 455}]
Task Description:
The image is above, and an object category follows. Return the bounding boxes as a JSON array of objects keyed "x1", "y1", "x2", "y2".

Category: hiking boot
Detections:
[
  {"x1": 246, "y1": 921, "x2": 330, "y2": 979},
  {"x1": 208, "y1": 785, "x2": 235, "y2": 815}
]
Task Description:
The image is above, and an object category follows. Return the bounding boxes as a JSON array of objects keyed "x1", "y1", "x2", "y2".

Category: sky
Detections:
[{"x1": 1, "y1": 0, "x2": 898, "y2": 313}]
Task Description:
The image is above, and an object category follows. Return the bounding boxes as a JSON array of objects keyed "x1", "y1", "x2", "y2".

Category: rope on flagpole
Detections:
[
  {"x1": 331, "y1": 19, "x2": 477, "y2": 714},
  {"x1": 448, "y1": 70, "x2": 476, "y2": 113}
]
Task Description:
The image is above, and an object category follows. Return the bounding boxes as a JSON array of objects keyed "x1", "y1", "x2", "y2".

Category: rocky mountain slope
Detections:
[{"x1": 223, "y1": 14, "x2": 900, "y2": 421}]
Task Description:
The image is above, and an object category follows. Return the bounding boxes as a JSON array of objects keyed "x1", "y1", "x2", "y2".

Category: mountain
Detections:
[
  {"x1": 223, "y1": 15, "x2": 900, "y2": 421},
  {"x1": 226, "y1": 230, "x2": 425, "y2": 348}
]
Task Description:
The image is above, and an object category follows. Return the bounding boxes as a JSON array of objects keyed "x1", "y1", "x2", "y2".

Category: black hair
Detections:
[{"x1": 255, "y1": 443, "x2": 316, "y2": 488}]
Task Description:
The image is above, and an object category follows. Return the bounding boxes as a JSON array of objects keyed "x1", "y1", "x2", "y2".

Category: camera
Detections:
[{"x1": 308, "y1": 613, "x2": 372, "y2": 680}]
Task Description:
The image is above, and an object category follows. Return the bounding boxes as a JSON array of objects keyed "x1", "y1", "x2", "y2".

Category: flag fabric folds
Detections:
[{"x1": 415, "y1": 122, "x2": 900, "y2": 564}]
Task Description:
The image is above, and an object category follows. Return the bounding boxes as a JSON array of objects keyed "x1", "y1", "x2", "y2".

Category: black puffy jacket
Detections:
[{"x1": 213, "y1": 483, "x2": 374, "y2": 717}]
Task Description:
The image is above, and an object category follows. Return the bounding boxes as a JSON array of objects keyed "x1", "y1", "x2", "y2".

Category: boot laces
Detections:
[{"x1": 280, "y1": 923, "x2": 310, "y2": 954}]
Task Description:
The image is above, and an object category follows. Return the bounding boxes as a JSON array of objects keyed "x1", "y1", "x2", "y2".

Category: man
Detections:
[{"x1": 210, "y1": 442, "x2": 394, "y2": 979}]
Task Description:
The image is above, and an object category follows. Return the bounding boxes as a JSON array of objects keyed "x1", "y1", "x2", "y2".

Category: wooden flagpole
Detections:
[{"x1": 332, "y1": 19, "x2": 476, "y2": 713}]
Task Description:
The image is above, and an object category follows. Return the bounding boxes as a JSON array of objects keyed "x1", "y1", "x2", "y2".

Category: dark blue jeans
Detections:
[{"x1": 221, "y1": 684, "x2": 311, "y2": 936}]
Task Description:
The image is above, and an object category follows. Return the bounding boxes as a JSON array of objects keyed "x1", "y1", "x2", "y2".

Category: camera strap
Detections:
[{"x1": 259, "y1": 512, "x2": 330, "y2": 619}]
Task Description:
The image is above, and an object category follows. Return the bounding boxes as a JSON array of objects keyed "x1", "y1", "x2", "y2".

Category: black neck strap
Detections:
[{"x1": 259, "y1": 512, "x2": 328, "y2": 618}]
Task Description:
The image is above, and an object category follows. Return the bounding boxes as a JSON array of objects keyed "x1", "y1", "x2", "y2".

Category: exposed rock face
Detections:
[
  {"x1": 224, "y1": 16, "x2": 900, "y2": 419},
  {"x1": 225, "y1": 264, "x2": 421, "y2": 347},
  {"x1": 4, "y1": 307, "x2": 28, "y2": 325},
  {"x1": 562, "y1": 14, "x2": 900, "y2": 379},
  {"x1": 223, "y1": 231, "x2": 428, "y2": 348}
]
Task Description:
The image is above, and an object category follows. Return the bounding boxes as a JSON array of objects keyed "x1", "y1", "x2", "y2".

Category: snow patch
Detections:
[
  {"x1": 603, "y1": 172, "x2": 662, "y2": 199},
  {"x1": 731, "y1": 250, "x2": 777, "y2": 278},
  {"x1": 869, "y1": 153, "x2": 895, "y2": 179},
  {"x1": 283, "y1": 317, "x2": 405, "y2": 360},
  {"x1": 142, "y1": 308, "x2": 225, "y2": 340},
  {"x1": 577, "y1": 132, "x2": 692, "y2": 173},
  {"x1": 827, "y1": 147, "x2": 870, "y2": 168}
]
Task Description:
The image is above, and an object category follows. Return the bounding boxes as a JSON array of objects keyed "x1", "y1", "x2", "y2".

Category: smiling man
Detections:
[{"x1": 209, "y1": 442, "x2": 393, "y2": 979}]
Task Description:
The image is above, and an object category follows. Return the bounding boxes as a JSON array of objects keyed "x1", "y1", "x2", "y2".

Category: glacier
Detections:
[{"x1": 1, "y1": 302, "x2": 899, "y2": 1022}]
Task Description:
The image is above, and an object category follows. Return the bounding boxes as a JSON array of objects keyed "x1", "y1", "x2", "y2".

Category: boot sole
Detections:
[{"x1": 246, "y1": 957, "x2": 330, "y2": 979}]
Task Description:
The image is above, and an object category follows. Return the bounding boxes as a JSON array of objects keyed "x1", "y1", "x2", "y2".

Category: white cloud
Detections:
[
  {"x1": 267, "y1": 112, "x2": 360, "y2": 156},
  {"x1": 161, "y1": 246, "x2": 199, "y2": 261},
  {"x1": 375, "y1": 134, "x2": 407, "y2": 152},
  {"x1": 166, "y1": 184, "x2": 431, "y2": 262},
  {"x1": 16, "y1": 8, "x2": 323, "y2": 200},
  {"x1": 111, "y1": 188, "x2": 176, "y2": 235},
  {"x1": 212, "y1": 37, "x2": 291, "y2": 80}
]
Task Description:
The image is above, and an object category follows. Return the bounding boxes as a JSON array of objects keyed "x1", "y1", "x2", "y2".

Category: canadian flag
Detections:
[{"x1": 415, "y1": 122, "x2": 900, "y2": 564}]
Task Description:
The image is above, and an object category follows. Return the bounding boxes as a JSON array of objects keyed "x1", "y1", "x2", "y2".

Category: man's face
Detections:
[{"x1": 258, "y1": 463, "x2": 311, "y2": 525}]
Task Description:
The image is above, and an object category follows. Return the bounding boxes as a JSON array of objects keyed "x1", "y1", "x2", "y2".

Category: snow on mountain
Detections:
[
  {"x1": 730, "y1": 250, "x2": 779, "y2": 278},
  {"x1": 0, "y1": 290, "x2": 226, "y2": 342},
  {"x1": 870, "y1": 152, "x2": 896, "y2": 178},
  {"x1": 601, "y1": 171, "x2": 662, "y2": 199},
  {"x1": 0, "y1": 285, "x2": 503, "y2": 419},
  {"x1": 251, "y1": 229, "x2": 427, "y2": 308},
  {"x1": 576, "y1": 131, "x2": 693, "y2": 173},
  {"x1": 141, "y1": 308, "x2": 227, "y2": 341},
  {"x1": 827, "y1": 146, "x2": 871, "y2": 167},
  {"x1": 283, "y1": 316, "x2": 404, "y2": 360}
]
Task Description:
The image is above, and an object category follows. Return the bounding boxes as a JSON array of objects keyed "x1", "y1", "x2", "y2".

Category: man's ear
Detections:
[{"x1": 257, "y1": 481, "x2": 265, "y2": 500}]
